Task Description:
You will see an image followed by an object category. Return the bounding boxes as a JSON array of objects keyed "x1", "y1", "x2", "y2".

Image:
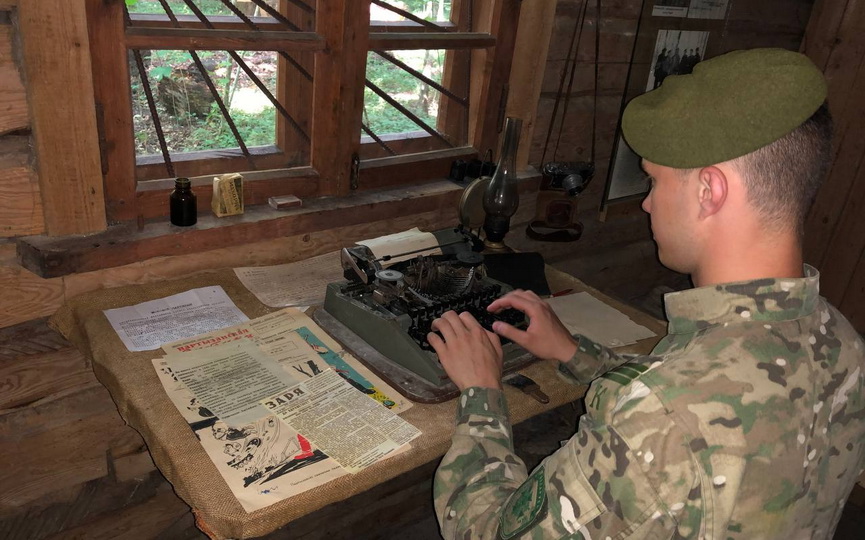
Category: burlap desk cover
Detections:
[{"x1": 49, "y1": 267, "x2": 664, "y2": 539}]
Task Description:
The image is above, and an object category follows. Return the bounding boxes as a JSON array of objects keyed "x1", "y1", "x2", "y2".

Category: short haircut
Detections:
[{"x1": 733, "y1": 103, "x2": 833, "y2": 237}]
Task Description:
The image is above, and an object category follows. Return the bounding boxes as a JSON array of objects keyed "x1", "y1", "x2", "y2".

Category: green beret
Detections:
[{"x1": 622, "y1": 48, "x2": 827, "y2": 168}]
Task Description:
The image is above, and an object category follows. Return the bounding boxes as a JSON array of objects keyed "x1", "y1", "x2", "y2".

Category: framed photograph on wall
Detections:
[{"x1": 601, "y1": 29, "x2": 710, "y2": 213}]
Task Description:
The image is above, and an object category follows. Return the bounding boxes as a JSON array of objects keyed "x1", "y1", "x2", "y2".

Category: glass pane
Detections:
[
  {"x1": 131, "y1": 49, "x2": 280, "y2": 156},
  {"x1": 370, "y1": 0, "x2": 452, "y2": 24},
  {"x1": 363, "y1": 49, "x2": 446, "y2": 138},
  {"x1": 125, "y1": 0, "x2": 298, "y2": 24}
]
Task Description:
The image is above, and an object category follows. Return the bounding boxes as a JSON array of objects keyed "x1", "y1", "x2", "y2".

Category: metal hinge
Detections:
[{"x1": 350, "y1": 153, "x2": 360, "y2": 190}]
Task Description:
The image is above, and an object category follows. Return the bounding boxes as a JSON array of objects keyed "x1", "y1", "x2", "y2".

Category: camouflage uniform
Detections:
[{"x1": 434, "y1": 266, "x2": 865, "y2": 539}]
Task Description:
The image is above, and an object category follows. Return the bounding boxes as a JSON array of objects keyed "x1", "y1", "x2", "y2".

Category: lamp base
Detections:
[{"x1": 482, "y1": 239, "x2": 509, "y2": 252}]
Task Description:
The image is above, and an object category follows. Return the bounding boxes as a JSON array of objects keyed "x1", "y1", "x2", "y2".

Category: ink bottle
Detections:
[{"x1": 169, "y1": 177, "x2": 197, "y2": 226}]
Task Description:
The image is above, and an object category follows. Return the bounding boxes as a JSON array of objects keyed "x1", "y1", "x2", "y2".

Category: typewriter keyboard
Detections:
[{"x1": 405, "y1": 285, "x2": 527, "y2": 350}]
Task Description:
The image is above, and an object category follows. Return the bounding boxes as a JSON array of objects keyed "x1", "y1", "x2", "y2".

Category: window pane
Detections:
[
  {"x1": 363, "y1": 49, "x2": 448, "y2": 139},
  {"x1": 131, "y1": 49, "x2": 281, "y2": 157},
  {"x1": 125, "y1": 0, "x2": 304, "y2": 24},
  {"x1": 370, "y1": 0, "x2": 452, "y2": 24}
]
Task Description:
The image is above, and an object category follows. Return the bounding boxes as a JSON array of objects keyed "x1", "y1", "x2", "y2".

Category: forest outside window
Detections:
[{"x1": 87, "y1": 0, "x2": 519, "y2": 223}]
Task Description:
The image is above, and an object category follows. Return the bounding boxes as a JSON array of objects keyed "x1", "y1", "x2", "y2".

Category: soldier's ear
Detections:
[{"x1": 696, "y1": 166, "x2": 727, "y2": 219}]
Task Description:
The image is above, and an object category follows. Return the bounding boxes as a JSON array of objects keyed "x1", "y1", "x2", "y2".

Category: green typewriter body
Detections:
[{"x1": 321, "y1": 229, "x2": 530, "y2": 388}]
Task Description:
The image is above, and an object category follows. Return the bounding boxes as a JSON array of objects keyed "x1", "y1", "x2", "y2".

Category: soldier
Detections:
[{"x1": 429, "y1": 48, "x2": 865, "y2": 539}]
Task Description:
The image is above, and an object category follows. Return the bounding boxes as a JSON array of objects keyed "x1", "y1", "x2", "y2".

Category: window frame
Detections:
[{"x1": 86, "y1": 0, "x2": 520, "y2": 223}]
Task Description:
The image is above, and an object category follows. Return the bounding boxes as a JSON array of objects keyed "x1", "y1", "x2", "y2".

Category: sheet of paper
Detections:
[
  {"x1": 102, "y1": 286, "x2": 249, "y2": 351},
  {"x1": 686, "y1": 0, "x2": 729, "y2": 19},
  {"x1": 163, "y1": 339, "x2": 300, "y2": 426},
  {"x1": 263, "y1": 369, "x2": 421, "y2": 473},
  {"x1": 357, "y1": 227, "x2": 442, "y2": 265},
  {"x1": 546, "y1": 292, "x2": 657, "y2": 348},
  {"x1": 234, "y1": 251, "x2": 344, "y2": 308}
]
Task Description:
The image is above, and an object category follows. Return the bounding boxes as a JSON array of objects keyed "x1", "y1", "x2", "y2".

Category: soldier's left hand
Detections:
[{"x1": 428, "y1": 311, "x2": 504, "y2": 391}]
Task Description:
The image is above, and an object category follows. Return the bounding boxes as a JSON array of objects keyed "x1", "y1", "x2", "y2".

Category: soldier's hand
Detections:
[
  {"x1": 428, "y1": 311, "x2": 503, "y2": 391},
  {"x1": 487, "y1": 289, "x2": 578, "y2": 363}
]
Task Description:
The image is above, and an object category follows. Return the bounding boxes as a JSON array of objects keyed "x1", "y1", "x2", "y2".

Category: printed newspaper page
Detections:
[
  {"x1": 263, "y1": 369, "x2": 421, "y2": 473},
  {"x1": 103, "y1": 286, "x2": 249, "y2": 351},
  {"x1": 162, "y1": 339, "x2": 301, "y2": 426}
]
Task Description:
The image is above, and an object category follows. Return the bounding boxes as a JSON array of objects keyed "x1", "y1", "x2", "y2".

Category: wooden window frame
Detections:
[{"x1": 86, "y1": 0, "x2": 521, "y2": 223}]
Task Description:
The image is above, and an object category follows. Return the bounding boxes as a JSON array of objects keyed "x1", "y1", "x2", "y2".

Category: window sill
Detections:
[{"x1": 17, "y1": 174, "x2": 540, "y2": 279}]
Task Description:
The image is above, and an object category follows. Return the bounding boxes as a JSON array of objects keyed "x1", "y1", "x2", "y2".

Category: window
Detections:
[{"x1": 87, "y1": 0, "x2": 518, "y2": 223}]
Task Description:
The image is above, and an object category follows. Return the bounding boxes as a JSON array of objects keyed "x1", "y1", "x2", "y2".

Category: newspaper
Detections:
[
  {"x1": 152, "y1": 308, "x2": 413, "y2": 512},
  {"x1": 263, "y1": 369, "x2": 421, "y2": 473},
  {"x1": 103, "y1": 286, "x2": 249, "y2": 351}
]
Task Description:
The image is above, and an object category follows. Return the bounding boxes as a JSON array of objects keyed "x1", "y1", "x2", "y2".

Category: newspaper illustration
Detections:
[
  {"x1": 263, "y1": 369, "x2": 421, "y2": 473},
  {"x1": 152, "y1": 308, "x2": 413, "y2": 512}
]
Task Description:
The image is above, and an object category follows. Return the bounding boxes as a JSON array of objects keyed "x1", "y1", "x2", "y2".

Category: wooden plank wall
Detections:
[
  {"x1": 521, "y1": 0, "x2": 815, "y2": 267},
  {"x1": 802, "y1": 0, "x2": 865, "y2": 333}
]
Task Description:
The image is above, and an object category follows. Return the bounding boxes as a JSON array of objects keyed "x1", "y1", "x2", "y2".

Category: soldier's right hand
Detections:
[{"x1": 487, "y1": 290, "x2": 578, "y2": 363}]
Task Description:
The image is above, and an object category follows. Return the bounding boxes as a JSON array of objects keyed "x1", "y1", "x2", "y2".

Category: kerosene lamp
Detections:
[{"x1": 482, "y1": 116, "x2": 522, "y2": 250}]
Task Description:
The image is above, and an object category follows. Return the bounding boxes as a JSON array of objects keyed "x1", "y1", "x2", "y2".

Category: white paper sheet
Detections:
[
  {"x1": 546, "y1": 292, "x2": 657, "y2": 348},
  {"x1": 233, "y1": 251, "x2": 345, "y2": 308},
  {"x1": 102, "y1": 286, "x2": 249, "y2": 351},
  {"x1": 357, "y1": 227, "x2": 442, "y2": 265}
]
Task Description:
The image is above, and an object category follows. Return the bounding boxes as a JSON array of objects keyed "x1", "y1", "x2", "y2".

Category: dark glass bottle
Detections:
[{"x1": 169, "y1": 177, "x2": 197, "y2": 226}]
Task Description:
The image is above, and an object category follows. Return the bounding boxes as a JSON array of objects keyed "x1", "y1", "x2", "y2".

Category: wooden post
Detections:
[
  {"x1": 18, "y1": 0, "x2": 107, "y2": 235},
  {"x1": 505, "y1": 0, "x2": 557, "y2": 170},
  {"x1": 85, "y1": 0, "x2": 137, "y2": 223},
  {"x1": 311, "y1": 0, "x2": 371, "y2": 195},
  {"x1": 468, "y1": 0, "x2": 521, "y2": 160}
]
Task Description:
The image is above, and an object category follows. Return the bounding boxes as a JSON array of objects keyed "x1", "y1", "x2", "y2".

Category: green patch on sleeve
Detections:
[{"x1": 500, "y1": 466, "x2": 547, "y2": 539}]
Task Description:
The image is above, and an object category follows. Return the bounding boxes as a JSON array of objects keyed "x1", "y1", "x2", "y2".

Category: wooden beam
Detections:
[
  {"x1": 0, "y1": 1, "x2": 17, "y2": 11},
  {"x1": 277, "y1": 0, "x2": 315, "y2": 170},
  {"x1": 0, "y1": 167, "x2": 45, "y2": 237},
  {"x1": 17, "y1": 181, "x2": 467, "y2": 278},
  {"x1": 368, "y1": 32, "x2": 496, "y2": 50},
  {"x1": 0, "y1": 25, "x2": 28, "y2": 135},
  {"x1": 17, "y1": 0, "x2": 106, "y2": 235},
  {"x1": 469, "y1": 0, "x2": 522, "y2": 157},
  {"x1": 505, "y1": 0, "x2": 557, "y2": 170},
  {"x1": 311, "y1": 0, "x2": 370, "y2": 195},
  {"x1": 86, "y1": 0, "x2": 138, "y2": 223},
  {"x1": 124, "y1": 27, "x2": 325, "y2": 51},
  {"x1": 18, "y1": 171, "x2": 539, "y2": 279}
]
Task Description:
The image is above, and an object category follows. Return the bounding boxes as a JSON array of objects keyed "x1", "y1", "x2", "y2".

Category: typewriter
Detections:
[{"x1": 319, "y1": 228, "x2": 532, "y2": 392}]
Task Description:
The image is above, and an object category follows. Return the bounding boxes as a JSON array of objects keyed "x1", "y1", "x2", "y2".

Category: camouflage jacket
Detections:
[{"x1": 434, "y1": 266, "x2": 865, "y2": 539}]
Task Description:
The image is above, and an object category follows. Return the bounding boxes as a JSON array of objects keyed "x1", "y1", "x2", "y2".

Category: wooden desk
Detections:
[{"x1": 50, "y1": 265, "x2": 666, "y2": 539}]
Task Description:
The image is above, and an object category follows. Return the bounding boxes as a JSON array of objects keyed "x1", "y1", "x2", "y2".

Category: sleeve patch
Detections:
[{"x1": 500, "y1": 465, "x2": 547, "y2": 539}]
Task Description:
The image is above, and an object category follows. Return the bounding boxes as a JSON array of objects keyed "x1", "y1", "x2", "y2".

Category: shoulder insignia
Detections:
[
  {"x1": 600, "y1": 362, "x2": 648, "y2": 386},
  {"x1": 500, "y1": 466, "x2": 547, "y2": 539}
]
